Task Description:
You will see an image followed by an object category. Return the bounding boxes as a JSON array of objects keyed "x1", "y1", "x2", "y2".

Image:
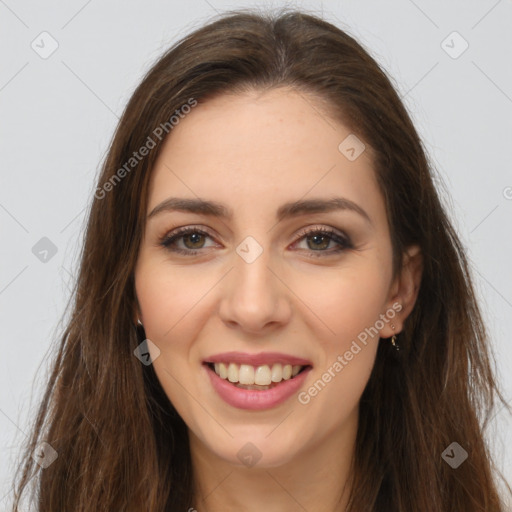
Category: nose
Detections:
[{"x1": 218, "y1": 244, "x2": 292, "y2": 334}]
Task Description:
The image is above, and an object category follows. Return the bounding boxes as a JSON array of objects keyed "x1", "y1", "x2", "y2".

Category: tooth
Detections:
[
  {"x1": 227, "y1": 363, "x2": 239, "y2": 383},
  {"x1": 239, "y1": 364, "x2": 255, "y2": 385},
  {"x1": 271, "y1": 363, "x2": 283, "y2": 382},
  {"x1": 254, "y1": 365, "x2": 271, "y2": 385},
  {"x1": 216, "y1": 361, "x2": 302, "y2": 384},
  {"x1": 282, "y1": 364, "x2": 292, "y2": 380},
  {"x1": 218, "y1": 362, "x2": 228, "y2": 379}
]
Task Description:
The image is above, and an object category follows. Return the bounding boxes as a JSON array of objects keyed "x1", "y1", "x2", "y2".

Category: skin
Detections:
[{"x1": 133, "y1": 87, "x2": 423, "y2": 512}]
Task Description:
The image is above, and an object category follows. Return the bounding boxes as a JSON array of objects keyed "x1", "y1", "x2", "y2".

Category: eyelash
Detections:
[{"x1": 158, "y1": 225, "x2": 353, "y2": 258}]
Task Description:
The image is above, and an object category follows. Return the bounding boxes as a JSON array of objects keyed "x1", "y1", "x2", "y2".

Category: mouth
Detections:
[
  {"x1": 204, "y1": 361, "x2": 312, "y2": 390},
  {"x1": 202, "y1": 351, "x2": 313, "y2": 409}
]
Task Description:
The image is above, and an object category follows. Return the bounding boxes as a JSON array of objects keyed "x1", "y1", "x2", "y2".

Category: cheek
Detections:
[
  {"x1": 292, "y1": 261, "x2": 390, "y2": 348},
  {"x1": 292, "y1": 261, "x2": 389, "y2": 418},
  {"x1": 135, "y1": 263, "x2": 204, "y2": 423},
  {"x1": 134, "y1": 260, "x2": 219, "y2": 399},
  {"x1": 136, "y1": 260, "x2": 214, "y2": 342},
  {"x1": 295, "y1": 276, "x2": 383, "y2": 423},
  {"x1": 134, "y1": 264, "x2": 197, "y2": 405}
]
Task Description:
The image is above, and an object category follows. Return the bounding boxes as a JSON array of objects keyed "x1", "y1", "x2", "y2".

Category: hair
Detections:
[{"x1": 10, "y1": 7, "x2": 511, "y2": 511}]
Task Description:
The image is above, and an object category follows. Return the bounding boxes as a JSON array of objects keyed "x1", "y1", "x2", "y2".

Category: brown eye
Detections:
[
  {"x1": 293, "y1": 226, "x2": 353, "y2": 257},
  {"x1": 160, "y1": 227, "x2": 216, "y2": 255}
]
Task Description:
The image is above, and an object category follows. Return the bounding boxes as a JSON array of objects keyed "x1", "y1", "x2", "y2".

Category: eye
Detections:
[
  {"x1": 159, "y1": 226, "x2": 216, "y2": 255},
  {"x1": 158, "y1": 225, "x2": 353, "y2": 257},
  {"x1": 292, "y1": 226, "x2": 353, "y2": 257}
]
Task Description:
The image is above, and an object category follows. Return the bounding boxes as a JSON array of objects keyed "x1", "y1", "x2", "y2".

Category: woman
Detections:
[{"x1": 11, "y1": 8, "x2": 511, "y2": 511}]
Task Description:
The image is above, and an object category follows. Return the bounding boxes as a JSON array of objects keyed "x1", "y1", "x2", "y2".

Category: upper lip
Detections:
[{"x1": 203, "y1": 351, "x2": 312, "y2": 367}]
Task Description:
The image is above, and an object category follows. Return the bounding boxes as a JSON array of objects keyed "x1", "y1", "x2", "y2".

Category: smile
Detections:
[
  {"x1": 203, "y1": 351, "x2": 313, "y2": 410},
  {"x1": 207, "y1": 362, "x2": 306, "y2": 389}
]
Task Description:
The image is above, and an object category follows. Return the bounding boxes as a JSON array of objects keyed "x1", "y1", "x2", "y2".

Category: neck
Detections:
[{"x1": 189, "y1": 410, "x2": 358, "y2": 512}]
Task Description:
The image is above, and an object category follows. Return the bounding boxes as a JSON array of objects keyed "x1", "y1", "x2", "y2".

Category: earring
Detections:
[
  {"x1": 390, "y1": 323, "x2": 400, "y2": 351},
  {"x1": 137, "y1": 318, "x2": 143, "y2": 327}
]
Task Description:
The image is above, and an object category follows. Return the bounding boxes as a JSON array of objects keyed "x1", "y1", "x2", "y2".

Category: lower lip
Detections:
[{"x1": 205, "y1": 364, "x2": 312, "y2": 410}]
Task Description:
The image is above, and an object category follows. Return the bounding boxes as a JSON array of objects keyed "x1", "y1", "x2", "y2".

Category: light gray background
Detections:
[{"x1": 1, "y1": 0, "x2": 511, "y2": 508}]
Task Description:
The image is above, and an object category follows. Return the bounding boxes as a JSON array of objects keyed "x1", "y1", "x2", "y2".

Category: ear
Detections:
[{"x1": 380, "y1": 244, "x2": 423, "y2": 337}]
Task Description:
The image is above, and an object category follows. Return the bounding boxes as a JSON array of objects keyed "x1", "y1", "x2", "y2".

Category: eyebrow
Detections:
[{"x1": 147, "y1": 196, "x2": 372, "y2": 225}]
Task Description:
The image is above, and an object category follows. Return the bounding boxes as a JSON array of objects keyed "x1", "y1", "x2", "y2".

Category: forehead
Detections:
[{"x1": 147, "y1": 88, "x2": 384, "y2": 226}]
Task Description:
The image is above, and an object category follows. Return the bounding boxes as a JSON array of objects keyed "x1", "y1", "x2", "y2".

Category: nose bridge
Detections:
[
  {"x1": 219, "y1": 233, "x2": 290, "y2": 331},
  {"x1": 235, "y1": 234, "x2": 278, "y2": 305}
]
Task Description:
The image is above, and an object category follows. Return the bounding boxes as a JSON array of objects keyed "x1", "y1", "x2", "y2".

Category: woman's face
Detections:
[{"x1": 134, "y1": 87, "x2": 411, "y2": 468}]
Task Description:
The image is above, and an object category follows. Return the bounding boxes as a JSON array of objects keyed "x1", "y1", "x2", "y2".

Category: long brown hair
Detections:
[{"x1": 10, "y1": 7, "x2": 511, "y2": 511}]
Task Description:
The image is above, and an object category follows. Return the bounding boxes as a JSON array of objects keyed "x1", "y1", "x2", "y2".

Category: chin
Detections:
[{"x1": 199, "y1": 427, "x2": 306, "y2": 469}]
